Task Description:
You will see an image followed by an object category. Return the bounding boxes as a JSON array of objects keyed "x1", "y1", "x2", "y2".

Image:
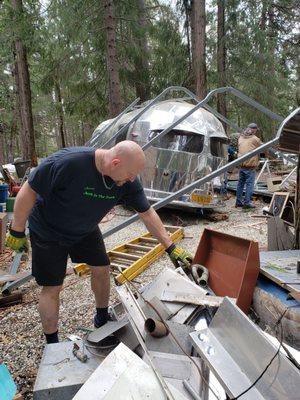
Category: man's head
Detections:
[
  {"x1": 99, "y1": 140, "x2": 145, "y2": 186},
  {"x1": 247, "y1": 123, "x2": 258, "y2": 133}
]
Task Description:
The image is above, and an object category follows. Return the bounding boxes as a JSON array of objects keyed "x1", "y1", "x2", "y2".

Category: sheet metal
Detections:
[
  {"x1": 190, "y1": 297, "x2": 300, "y2": 399},
  {"x1": 33, "y1": 340, "x2": 101, "y2": 400},
  {"x1": 140, "y1": 268, "x2": 206, "y2": 323},
  {"x1": 73, "y1": 343, "x2": 188, "y2": 400},
  {"x1": 144, "y1": 351, "x2": 203, "y2": 400}
]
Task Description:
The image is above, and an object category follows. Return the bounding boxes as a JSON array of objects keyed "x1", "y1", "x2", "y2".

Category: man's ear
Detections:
[{"x1": 111, "y1": 158, "x2": 121, "y2": 168}]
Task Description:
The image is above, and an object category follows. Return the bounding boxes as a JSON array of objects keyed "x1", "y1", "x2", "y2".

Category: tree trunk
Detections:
[
  {"x1": 217, "y1": 0, "x2": 227, "y2": 132},
  {"x1": 11, "y1": 0, "x2": 37, "y2": 166},
  {"x1": 267, "y1": 4, "x2": 276, "y2": 135},
  {"x1": 191, "y1": 0, "x2": 207, "y2": 99},
  {"x1": 103, "y1": 0, "x2": 122, "y2": 117},
  {"x1": 54, "y1": 80, "x2": 66, "y2": 148},
  {"x1": 134, "y1": 0, "x2": 150, "y2": 102}
]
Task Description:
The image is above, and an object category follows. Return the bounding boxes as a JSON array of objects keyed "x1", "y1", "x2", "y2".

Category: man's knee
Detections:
[
  {"x1": 90, "y1": 265, "x2": 110, "y2": 277},
  {"x1": 40, "y1": 285, "x2": 63, "y2": 299}
]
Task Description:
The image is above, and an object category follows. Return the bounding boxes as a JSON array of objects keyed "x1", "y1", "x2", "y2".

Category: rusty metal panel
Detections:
[{"x1": 193, "y1": 228, "x2": 260, "y2": 313}]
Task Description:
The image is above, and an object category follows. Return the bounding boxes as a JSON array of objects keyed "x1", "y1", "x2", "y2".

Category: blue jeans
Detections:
[
  {"x1": 236, "y1": 168, "x2": 256, "y2": 206},
  {"x1": 220, "y1": 172, "x2": 228, "y2": 195}
]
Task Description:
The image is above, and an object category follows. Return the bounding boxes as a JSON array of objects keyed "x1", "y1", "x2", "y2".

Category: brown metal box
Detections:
[{"x1": 193, "y1": 228, "x2": 260, "y2": 313}]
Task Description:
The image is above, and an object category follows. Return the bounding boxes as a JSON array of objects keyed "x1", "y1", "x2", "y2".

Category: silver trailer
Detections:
[{"x1": 91, "y1": 99, "x2": 228, "y2": 210}]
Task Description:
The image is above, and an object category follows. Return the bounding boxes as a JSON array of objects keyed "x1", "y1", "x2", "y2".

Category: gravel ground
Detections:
[{"x1": 0, "y1": 195, "x2": 269, "y2": 399}]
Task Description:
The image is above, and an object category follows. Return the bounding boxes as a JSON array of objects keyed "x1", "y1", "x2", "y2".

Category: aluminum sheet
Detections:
[{"x1": 190, "y1": 297, "x2": 300, "y2": 399}]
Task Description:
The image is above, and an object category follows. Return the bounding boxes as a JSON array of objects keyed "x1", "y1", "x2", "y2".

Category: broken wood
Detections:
[
  {"x1": 0, "y1": 291, "x2": 23, "y2": 308},
  {"x1": 205, "y1": 212, "x2": 228, "y2": 222}
]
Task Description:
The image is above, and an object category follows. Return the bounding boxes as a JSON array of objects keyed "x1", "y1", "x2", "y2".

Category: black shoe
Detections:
[
  {"x1": 94, "y1": 313, "x2": 114, "y2": 329},
  {"x1": 243, "y1": 204, "x2": 255, "y2": 209},
  {"x1": 235, "y1": 203, "x2": 243, "y2": 208}
]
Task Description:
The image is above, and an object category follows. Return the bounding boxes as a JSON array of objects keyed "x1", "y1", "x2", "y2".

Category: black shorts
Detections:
[{"x1": 30, "y1": 228, "x2": 110, "y2": 286}]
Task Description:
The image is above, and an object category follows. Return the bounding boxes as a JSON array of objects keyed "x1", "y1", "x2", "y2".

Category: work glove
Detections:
[
  {"x1": 6, "y1": 229, "x2": 28, "y2": 252},
  {"x1": 166, "y1": 244, "x2": 193, "y2": 269}
]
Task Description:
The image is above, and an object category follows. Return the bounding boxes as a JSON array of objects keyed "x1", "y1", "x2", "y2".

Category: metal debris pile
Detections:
[{"x1": 33, "y1": 260, "x2": 300, "y2": 399}]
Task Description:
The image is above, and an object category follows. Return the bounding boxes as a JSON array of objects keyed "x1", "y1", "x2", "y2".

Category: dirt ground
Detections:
[{"x1": 0, "y1": 194, "x2": 270, "y2": 399}]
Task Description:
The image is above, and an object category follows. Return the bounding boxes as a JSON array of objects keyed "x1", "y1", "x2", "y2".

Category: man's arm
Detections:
[
  {"x1": 139, "y1": 207, "x2": 193, "y2": 269},
  {"x1": 11, "y1": 181, "x2": 37, "y2": 232},
  {"x1": 138, "y1": 207, "x2": 173, "y2": 248}
]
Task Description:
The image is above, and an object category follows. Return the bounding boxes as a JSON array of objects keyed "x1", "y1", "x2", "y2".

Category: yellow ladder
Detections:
[{"x1": 74, "y1": 225, "x2": 184, "y2": 285}]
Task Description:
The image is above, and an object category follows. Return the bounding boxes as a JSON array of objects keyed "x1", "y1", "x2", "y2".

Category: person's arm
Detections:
[
  {"x1": 138, "y1": 207, "x2": 173, "y2": 248},
  {"x1": 11, "y1": 181, "x2": 37, "y2": 232},
  {"x1": 138, "y1": 207, "x2": 193, "y2": 269}
]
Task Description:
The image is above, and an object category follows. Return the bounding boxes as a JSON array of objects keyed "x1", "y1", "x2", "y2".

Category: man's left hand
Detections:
[{"x1": 166, "y1": 244, "x2": 193, "y2": 269}]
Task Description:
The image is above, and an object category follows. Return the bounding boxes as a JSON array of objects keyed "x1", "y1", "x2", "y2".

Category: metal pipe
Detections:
[
  {"x1": 281, "y1": 166, "x2": 297, "y2": 185},
  {"x1": 144, "y1": 318, "x2": 169, "y2": 337},
  {"x1": 87, "y1": 97, "x2": 141, "y2": 147},
  {"x1": 103, "y1": 137, "x2": 279, "y2": 239},
  {"x1": 228, "y1": 87, "x2": 283, "y2": 122},
  {"x1": 192, "y1": 264, "x2": 209, "y2": 287}
]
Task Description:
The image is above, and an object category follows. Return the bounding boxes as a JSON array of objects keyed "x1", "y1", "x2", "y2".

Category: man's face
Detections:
[{"x1": 110, "y1": 160, "x2": 144, "y2": 186}]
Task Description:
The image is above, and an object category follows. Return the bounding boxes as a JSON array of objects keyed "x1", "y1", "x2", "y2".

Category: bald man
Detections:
[{"x1": 6, "y1": 141, "x2": 192, "y2": 347}]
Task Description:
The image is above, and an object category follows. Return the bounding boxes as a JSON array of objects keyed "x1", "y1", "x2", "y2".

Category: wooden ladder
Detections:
[{"x1": 74, "y1": 225, "x2": 184, "y2": 285}]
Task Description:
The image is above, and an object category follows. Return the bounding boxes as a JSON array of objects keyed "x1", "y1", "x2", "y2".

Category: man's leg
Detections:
[
  {"x1": 91, "y1": 265, "x2": 110, "y2": 308},
  {"x1": 90, "y1": 266, "x2": 119, "y2": 347},
  {"x1": 236, "y1": 169, "x2": 246, "y2": 206},
  {"x1": 30, "y1": 231, "x2": 68, "y2": 344},
  {"x1": 39, "y1": 285, "x2": 63, "y2": 342},
  {"x1": 90, "y1": 266, "x2": 111, "y2": 328},
  {"x1": 244, "y1": 169, "x2": 256, "y2": 206}
]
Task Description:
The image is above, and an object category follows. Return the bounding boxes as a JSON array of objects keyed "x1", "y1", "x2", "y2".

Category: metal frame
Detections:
[
  {"x1": 97, "y1": 86, "x2": 202, "y2": 149},
  {"x1": 94, "y1": 85, "x2": 284, "y2": 153},
  {"x1": 254, "y1": 159, "x2": 272, "y2": 187},
  {"x1": 103, "y1": 137, "x2": 279, "y2": 239},
  {"x1": 86, "y1": 97, "x2": 141, "y2": 147}
]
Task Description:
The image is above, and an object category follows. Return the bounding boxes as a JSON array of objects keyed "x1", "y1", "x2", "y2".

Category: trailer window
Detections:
[
  {"x1": 148, "y1": 130, "x2": 204, "y2": 154},
  {"x1": 210, "y1": 138, "x2": 228, "y2": 158}
]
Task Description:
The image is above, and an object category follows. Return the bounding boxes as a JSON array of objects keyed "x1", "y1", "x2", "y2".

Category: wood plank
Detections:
[
  {"x1": 125, "y1": 244, "x2": 150, "y2": 252},
  {"x1": 109, "y1": 251, "x2": 140, "y2": 261},
  {"x1": 110, "y1": 263, "x2": 127, "y2": 270},
  {"x1": 0, "y1": 291, "x2": 22, "y2": 308},
  {"x1": 140, "y1": 237, "x2": 159, "y2": 244}
]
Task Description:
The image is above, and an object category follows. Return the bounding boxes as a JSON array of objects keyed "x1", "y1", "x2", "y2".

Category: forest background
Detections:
[{"x1": 0, "y1": 0, "x2": 299, "y2": 166}]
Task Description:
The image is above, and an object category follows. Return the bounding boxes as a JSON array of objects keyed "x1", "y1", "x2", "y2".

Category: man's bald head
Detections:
[
  {"x1": 112, "y1": 140, "x2": 145, "y2": 167},
  {"x1": 98, "y1": 140, "x2": 145, "y2": 186}
]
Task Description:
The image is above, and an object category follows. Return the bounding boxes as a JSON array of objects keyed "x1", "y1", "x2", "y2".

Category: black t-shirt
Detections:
[{"x1": 28, "y1": 147, "x2": 150, "y2": 244}]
